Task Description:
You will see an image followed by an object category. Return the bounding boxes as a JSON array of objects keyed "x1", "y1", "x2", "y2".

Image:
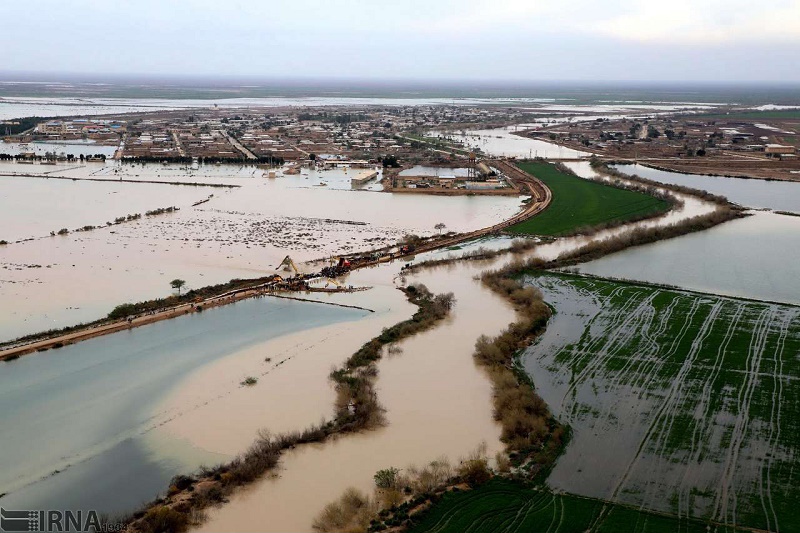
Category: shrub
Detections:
[
  {"x1": 458, "y1": 457, "x2": 491, "y2": 487},
  {"x1": 241, "y1": 376, "x2": 258, "y2": 386},
  {"x1": 138, "y1": 506, "x2": 189, "y2": 533}
]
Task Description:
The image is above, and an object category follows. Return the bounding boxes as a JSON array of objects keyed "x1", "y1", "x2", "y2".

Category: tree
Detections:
[
  {"x1": 170, "y1": 279, "x2": 187, "y2": 295},
  {"x1": 381, "y1": 154, "x2": 400, "y2": 168},
  {"x1": 434, "y1": 222, "x2": 446, "y2": 235},
  {"x1": 374, "y1": 467, "x2": 399, "y2": 489}
]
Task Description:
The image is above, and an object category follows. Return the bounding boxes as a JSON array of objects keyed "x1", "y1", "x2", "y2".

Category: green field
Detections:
[
  {"x1": 508, "y1": 162, "x2": 669, "y2": 235},
  {"x1": 409, "y1": 479, "x2": 746, "y2": 533},
  {"x1": 523, "y1": 273, "x2": 800, "y2": 532}
]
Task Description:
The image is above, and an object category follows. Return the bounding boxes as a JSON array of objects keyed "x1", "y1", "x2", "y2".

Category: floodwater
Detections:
[
  {"x1": 0, "y1": 163, "x2": 524, "y2": 341},
  {"x1": 615, "y1": 163, "x2": 800, "y2": 212},
  {"x1": 193, "y1": 164, "x2": 724, "y2": 531},
  {"x1": 445, "y1": 127, "x2": 588, "y2": 159},
  {"x1": 579, "y1": 212, "x2": 800, "y2": 305},
  {"x1": 399, "y1": 165, "x2": 472, "y2": 177},
  {"x1": 196, "y1": 259, "x2": 510, "y2": 532},
  {"x1": 4, "y1": 117, "x2": 797, "y2": 530},
  {"x1": 0, "y1": 140, "x2": 117, "y2": 157},
  {"x1": 576, "y1": 162, "x2": 800, "y2": 305},
  {"x1": 0, "y1": 174, "x2": 206, "y2": 241},
  {"x1": 0, "y1": 296, "x2": 367, "y2": 515}
]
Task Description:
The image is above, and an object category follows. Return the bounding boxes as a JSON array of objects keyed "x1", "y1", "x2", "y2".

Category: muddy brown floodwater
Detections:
[
  {"x1": 185, "y1": 259, "x2": 511, "y2": 532},
  {"x1": 179, "y1": 156, "x2": 725, "y2": 532}
]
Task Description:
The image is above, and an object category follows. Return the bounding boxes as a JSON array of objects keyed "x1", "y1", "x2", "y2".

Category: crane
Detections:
[
  {"x1": 276, "y1": 255, "x2": 301, "y2": 276},
  {"x1": 324, "y1": 277, "x2": 343, "y2": 289}
]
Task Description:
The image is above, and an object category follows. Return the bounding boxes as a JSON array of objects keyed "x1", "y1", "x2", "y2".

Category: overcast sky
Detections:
[{"x1": 3, "y1": 0, "x2": 799, "y2": 82}]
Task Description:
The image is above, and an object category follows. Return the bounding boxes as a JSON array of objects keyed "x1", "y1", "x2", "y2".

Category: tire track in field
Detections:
[
  {"x1": 561, "y1": 288, "x2": 657, "y2": 421},
  {"x1": 640, "y1": 300, "x2": 724, "y2": 516},
  {"x1": 713, "y1": 306, "x2": 773, "y2": 528},
  {"x1": 624, "y1": 296, "x2": 679, "y2": 399},
  {"x1": 585, "y1": 296, "x2": 703, "y2": 531},
  {"x1": 759, "y1": 308, "x2": 797, "y2": 533},
  {"x1": 588, "y1": 291, "x2": 665, "y2": 433},
  {"x1": 676, "y1": 301, "x2": 745, "y2": 520}
]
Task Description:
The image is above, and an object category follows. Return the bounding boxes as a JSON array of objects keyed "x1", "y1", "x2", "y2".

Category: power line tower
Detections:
[{"x1": 468, "y1": 151, "x2": 477, "y2": 179}]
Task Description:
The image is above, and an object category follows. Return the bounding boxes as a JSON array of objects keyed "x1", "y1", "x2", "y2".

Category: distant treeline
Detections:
[{"x1": 1, "y1": 116, "x2": 55, "y2": 135}]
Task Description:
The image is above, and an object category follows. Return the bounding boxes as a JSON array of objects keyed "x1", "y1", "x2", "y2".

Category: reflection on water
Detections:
[
  {"x1": 0, "y1": 296, "x2": 367, "y2": 514},
  {"x1": 615, "y1": 164, "x2": 800, "y2": 212}
]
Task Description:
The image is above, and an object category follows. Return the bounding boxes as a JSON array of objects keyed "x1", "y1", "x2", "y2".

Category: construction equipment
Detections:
[
  {"x1": 320, "y1": 257, "x2": 351, "y2": 278},
  {"x1": 324, "y1": 277, "x2": 343, "y2": 289},
  {"x1": 277, "y1": 255, "x2": 301, "y2": 276}
]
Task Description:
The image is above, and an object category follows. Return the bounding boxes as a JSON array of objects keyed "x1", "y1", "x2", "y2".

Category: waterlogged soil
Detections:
[{"x1": 522, "y1": 273, "x2": 800, "y2": 532}]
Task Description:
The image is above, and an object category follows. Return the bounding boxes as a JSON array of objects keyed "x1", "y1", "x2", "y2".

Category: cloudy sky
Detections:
[{"x1": 3, "y1": 0, "x2": 799, "y2": 82}]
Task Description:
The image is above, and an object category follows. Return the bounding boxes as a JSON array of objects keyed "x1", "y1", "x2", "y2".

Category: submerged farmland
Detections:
[{"x1": 523, "y1": 273, "x2": 800, "y2": 532}]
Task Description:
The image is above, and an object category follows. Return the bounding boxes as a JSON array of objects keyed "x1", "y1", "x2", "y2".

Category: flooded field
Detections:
[
  {"x1": 614, "y1": 164, "x2": 800, "y2": 212},
  {"x1": 0, "y1": 140, "x2": 118, "y2": 157},
  {"x1": 578, "y1": 212, "x2": 800, "y2": 305},
  {"x1": 0, "y1": 162, "x2": 524, "y2": 341},
  {"x1": 0, "y1": 295, "x2": 368, "y2": 515},
  {"x1": 523, "y1": 273, "x2": 800, "y2": 532},
  {"x1": 445, "y1": 127, "x2": 588, "y2": 159}
]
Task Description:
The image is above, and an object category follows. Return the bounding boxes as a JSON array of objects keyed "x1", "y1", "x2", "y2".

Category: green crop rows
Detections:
[
  {"x1": 508, "y1": 162, "x2": 669, "y2": 236},
  {"x1": 523, "y1": 273, "x2": 800, "y2": 532},
  {"x1": 409, "y1": 478, "x2": 747, "y2": 533}
]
